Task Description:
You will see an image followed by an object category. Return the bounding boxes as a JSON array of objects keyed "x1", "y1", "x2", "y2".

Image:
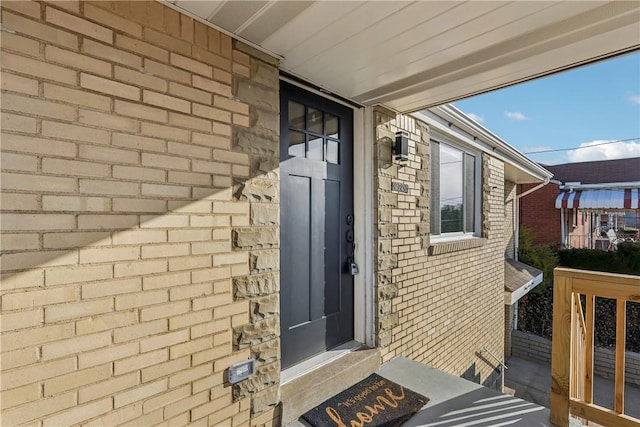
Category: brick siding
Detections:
[
  {"x1": 374, "y1": 109, "x2": 505, "y2": 391},
  {"x1": 2, "y1": 1, "x2": 530, "y2": 423},
  {"x1": 0, "y1": 1, "x2": 280, "y2": 425},
  {"x1": 519, "y1": 182, "x2": 561, "y2": 246}
]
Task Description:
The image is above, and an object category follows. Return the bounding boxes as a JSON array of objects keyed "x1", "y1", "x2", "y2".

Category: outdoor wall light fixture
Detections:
[{"x1": 394, "y1": 131, "x2": 409, "y2": 163}]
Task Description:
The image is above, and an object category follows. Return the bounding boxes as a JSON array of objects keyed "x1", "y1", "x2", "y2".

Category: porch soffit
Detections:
[{"x1": 167, "y1": 0, "x2": 640, "y2": 113}]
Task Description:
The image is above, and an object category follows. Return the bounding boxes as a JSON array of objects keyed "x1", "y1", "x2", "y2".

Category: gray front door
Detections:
[{"x1": 279, "y1": 81, "x2": 354, "y2": 369}]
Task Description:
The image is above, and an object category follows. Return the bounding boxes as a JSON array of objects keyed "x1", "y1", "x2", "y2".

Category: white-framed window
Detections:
[{"x1": 430, "y1": 139, "x2": 481, "y2": 238}]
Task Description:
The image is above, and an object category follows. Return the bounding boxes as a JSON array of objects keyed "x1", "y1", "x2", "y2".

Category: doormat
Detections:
[{"x1": 301, "y1": 373, "x2": 429, "y2": 427}]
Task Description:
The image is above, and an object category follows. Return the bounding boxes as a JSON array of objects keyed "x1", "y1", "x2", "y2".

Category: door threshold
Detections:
[
  {"x1": 279, "y1": 344, "x2": 380, "y2": 424},
  {"x1": 281, "y1": 340, "x2": 362, "y2": 385}
]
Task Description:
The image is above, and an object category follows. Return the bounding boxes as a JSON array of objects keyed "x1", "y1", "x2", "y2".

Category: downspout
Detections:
[
  {"x1": 511, "y1": 179, "x2": 548, "y2": 351},
  {"x1": 515, "y1": 178, "x2": 550, "y2": 261},
  {"x1": 592, "y1": 212, "x2": 595, "y2": 248},
  {"x1": 561, "y1": 208, "x2": 566, "y2": 247}
]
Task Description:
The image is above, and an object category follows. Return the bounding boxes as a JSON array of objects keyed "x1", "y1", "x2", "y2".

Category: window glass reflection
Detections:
[
  {"x1": 326, "y1": 114, "x2": 339, "y2": 138},
  {"x1": 288, "y1": 130, "x2": 305, "y2": 157},
  {"x1": 308, "y1": 137, "x2": 323, "y2": 161},
  {"x1": 288, "y1": 101, "x2": 305, "y2": 129},
  {"x1": 440, "y1": 144, "x2": 463, "y2": 233},
  {"x1": 326, "y1": 140, "x2": 339, "y2": 164},
  {"x1": 308, "y1": 108, "x2": 323, "y2": 134}
]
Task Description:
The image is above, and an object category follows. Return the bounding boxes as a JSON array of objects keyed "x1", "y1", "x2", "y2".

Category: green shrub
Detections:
[
  {"x1": 516, "y1": 285, "x2": 554, "y2": 337},
  {"x1": 518, "y1": 226, "x2": 559, "y2": 291},
  {"x1": 557, "y1": 242, "x2": 640, "y2": 275},
  {"x1": 517, "y1": 237, "x2": 640, "y2": 352}
]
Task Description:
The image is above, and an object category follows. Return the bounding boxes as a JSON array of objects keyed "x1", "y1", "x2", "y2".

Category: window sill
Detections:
[{"x1": 428, "y1": 237, "x2": 487, "y2": 255}]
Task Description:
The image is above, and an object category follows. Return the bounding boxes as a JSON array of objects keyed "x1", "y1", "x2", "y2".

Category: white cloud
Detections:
[
  {"x1": 504, "y1": 111, "x2": 528, "y2": 120},
  {"x1": 629, "y1": 94, "x2": 640, "y2": 105},
  {"x1": 467, "y1": 113, "x2": 484, "y2": 123},
  {"x1": 567, "y1": 140, "x2": 640, "y2": 163}
]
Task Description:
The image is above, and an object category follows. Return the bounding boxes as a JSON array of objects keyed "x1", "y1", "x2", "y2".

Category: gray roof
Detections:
[
  {"x1": 543, "y1": 157, "x2": 640, "y2": 184},
  {"x1": 505, "y1": 259, "x2": 543, "y2": 293}
]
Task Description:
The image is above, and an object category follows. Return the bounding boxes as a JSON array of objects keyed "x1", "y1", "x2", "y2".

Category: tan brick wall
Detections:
[
  {"x1": 374, "y1": 109, "x2": 505, "y2": 390},
  {"x1": 0, "y1": 1, "x2": 279, "y2": 425}
]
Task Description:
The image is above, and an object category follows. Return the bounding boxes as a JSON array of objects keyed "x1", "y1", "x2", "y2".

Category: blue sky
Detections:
[{"x1": 453, "y1": 52, "x2": 640, "y2": 165}]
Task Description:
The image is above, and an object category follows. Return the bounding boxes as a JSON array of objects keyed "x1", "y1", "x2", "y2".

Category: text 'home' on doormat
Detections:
[{"x1": 301, "y1": 373, "x2": 429, "y2": 427}]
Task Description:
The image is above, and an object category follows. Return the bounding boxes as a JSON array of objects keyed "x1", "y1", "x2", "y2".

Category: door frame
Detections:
[{"x1": 278, "y1": 76, "x2": 375, "y2": 351}]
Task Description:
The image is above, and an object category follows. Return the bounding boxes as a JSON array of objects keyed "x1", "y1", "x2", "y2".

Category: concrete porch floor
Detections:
[
  {"x1": 380, "y1": 357, "x2": 553, "y2": 427},
  {"x1": 288, "y1": 356, "x2": 555, "y2": 427},
  {"x1": 286, "y1": 354, "x2": 640, "y2": 426}
]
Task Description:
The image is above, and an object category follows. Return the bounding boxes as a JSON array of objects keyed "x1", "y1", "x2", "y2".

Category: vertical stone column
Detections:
[
  {"x1": 230, "y1": 41, "x2": 281, "y2": 419},
  {"x1": 415, "y1": 121, "x2": 431, "y2": 249},
  {"x1": 374, "y1": 107, "x2": 399, "y2": 349},
  {"x1": 373, "y1": 108, "x2": 428, "y2": 357}
]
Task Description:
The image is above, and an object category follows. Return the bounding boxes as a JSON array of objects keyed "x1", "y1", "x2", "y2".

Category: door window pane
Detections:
[
  {"x1": 288, "y1": 101, "x2": 305, "y2": 129},
  {"x1": 288, "y1": 130, "x2": 305, "y2": 157},
  {"x1": 308, "y1": 108, "x2": 323, "y2": 134},
  {"x1": 326, "y1": 114, "x2": 339, "y2": 138},
  {"x1": 308, "y1": 136, "x2": 323, "y2": 161},
  {"x1": 326, "y1": 140, "x2": 339, "y2": 164},
  {"x1": 288, "y1": 101, "x2": 343, "y2": 164}
]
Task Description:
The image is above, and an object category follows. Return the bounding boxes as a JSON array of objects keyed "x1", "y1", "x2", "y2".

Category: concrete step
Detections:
[{"x1": 280, "y1": 346, "x2": 381, "y2": 425}]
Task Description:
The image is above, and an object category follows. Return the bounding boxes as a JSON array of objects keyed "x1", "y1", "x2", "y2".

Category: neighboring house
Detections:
[
  {"x1": 519, "y1": 157, "x2": 640, "y2": 249},
  {"x1": 0, "y1": 1, "x2": 635, "y2": 426}
]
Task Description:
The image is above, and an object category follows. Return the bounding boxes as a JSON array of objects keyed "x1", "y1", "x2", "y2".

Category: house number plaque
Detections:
[{"x1": 391, "y1": 182, "x2": 409, "y2": 193}]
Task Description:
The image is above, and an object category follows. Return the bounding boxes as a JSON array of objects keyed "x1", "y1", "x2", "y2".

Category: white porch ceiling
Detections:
[{"x1": 169, "y1": 1, "x2": 640, "y2": 113}]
